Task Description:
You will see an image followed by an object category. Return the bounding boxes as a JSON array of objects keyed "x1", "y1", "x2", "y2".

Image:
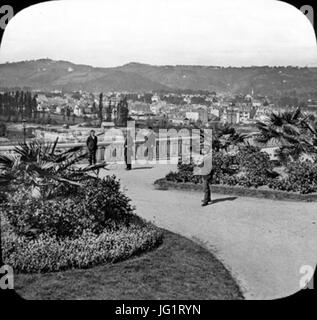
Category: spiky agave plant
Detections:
[{"x1": 0, "y1": 138, "x2": 108, "y2": 198}]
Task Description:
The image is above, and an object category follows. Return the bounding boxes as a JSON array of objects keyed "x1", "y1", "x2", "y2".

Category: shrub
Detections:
[
  {"x1": 164, "y1": 148, "x2": 317, "y2": 194},
  {"x1": 212, "y1": 152, "x2": 239, "y2": 183},
  {"x1": 168, "y1": 149, "x2": 272, "y2": 188},
  {"x1": 4, "y1": 188, "x2": 92, "y2": 239},
  {"x1": 236, "y1": 146, "x2": 273, "y2": 176},
  {"x1": 0, "y1": 122, "x2": 6, "y2": 136},
  {"x1": 74, "y1": 176, "x2": 135, "y2": 233},
  {"x1": 3, "y1": 175, "x2": 135, "y2": 239},
  {"x1": 269, "y1": 160, "x2": 317, "y2": 194},
  {"x1": 3, "y1": 224, "x2": 163, "y2": 273},
  {"x1": 268, "y1": 179, "x2": 295, "y2": 193},
  {"x1": 220, "y1": 174, "x2": 239, "y2": 186},
  {"x1": 177, "y1": 161, "x2": 195, "y2": 174},
  {"x1": 235, "y1": 175, "x2": 269, "y2": 188}
]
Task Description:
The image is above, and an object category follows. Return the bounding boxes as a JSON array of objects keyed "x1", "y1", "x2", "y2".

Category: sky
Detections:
[{"x1": 0, "y1": 0, "x2": 316, "y2": 67}]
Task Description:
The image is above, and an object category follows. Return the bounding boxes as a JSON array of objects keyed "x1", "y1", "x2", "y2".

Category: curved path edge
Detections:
[{"x1": 101, "y1": 164, "x2": 317, "y2": 300}]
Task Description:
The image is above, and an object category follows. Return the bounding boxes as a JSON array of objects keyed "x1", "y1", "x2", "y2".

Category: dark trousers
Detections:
[
  {"x1": 124, "y1": 155, "x2": 132, "y2": 170},
  {"x1": 202, "y1": 169, "x2": 214, "y2": 203},
  {"x1": 88, "y1": 150, "x2": 97, "y2": 165},
  {"x1": 124, "y1": 150, "x2": 132, "y2": 170}
]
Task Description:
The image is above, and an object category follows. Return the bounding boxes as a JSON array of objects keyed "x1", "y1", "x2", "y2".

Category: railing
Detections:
[{"x1": 0, "y1": 136, "x2": 200, "y2": 164}]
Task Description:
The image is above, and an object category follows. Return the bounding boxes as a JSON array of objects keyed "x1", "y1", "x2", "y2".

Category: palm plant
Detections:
[
  {"x1": 0, "y1": 138, "x2": 108, "y2": 265},
  {"x1": 203, "y1": 124, "x2": 248, "y2": 152},
  {"x1": 0, "y1": 138, "x2": 108, "y2": 197},
  {"x1": 255, "y1": 108, "x2": 317, "y2": 163}
]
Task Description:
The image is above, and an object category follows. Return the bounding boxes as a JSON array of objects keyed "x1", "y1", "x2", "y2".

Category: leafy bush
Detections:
[
  {"x1": 1, "y1": 140, "x2": 164, "y2": 274},
  {"x1": 267, "y1": 179, "x2": 295, "y2": 193},
  {"x1": 3, "y1": 175, "x2": 135, "y2": 239},
  {"x1": 212, "y1": 152, "x2": 239, "y2": 183},
  {"x1": 164, "y1": 148, "x2": 317, "y2": 194},
  {"x1": 219, "y1": 174, "x2": 239, "y2": 186},
  {"x1": 40, "y1": 171, "x2": 85, "y2": 199},
  {"x1": 0, "y1": 122, "x2": 6, "y2": 136},
  {"x1": 74, "y1": 175, "x2": 135, "y2": 233},
  {"x1": 168, "y1": 148, "x2": 272, "y2": 188},
  {"x1": 236, "y1": 146, "x2": 273, "y2": 176},
  {"x1": 3, "y1": 224, "x2": 163, "y2": 273},
  {"x1": 269, "y1": 160, "x2": 317, "y2": 194}
]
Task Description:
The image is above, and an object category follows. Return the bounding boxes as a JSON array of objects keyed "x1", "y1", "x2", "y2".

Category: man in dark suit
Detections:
[
  {"x1": 124, "y1": 130, "x2": 133, "y2": 170},
  {"x1": 193, "y1": 148, "x2": 214, "y2": 206},
  {"x1": 86, "y1": 130, "x2": 98, "y2": 165}
]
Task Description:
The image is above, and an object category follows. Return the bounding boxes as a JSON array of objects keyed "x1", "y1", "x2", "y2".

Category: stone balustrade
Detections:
[{"x1": 0, "y1": 136, "x2": 200, "y2": 164}]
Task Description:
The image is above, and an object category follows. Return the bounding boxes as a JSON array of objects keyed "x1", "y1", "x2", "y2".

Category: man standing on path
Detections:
[
  {"x1": 124, "y1": 129, "x2": 134, "y2": 170},
  {"x1": 193, "y1": 148, "x2": 214, "y2": 206},
  {"x1": 86, "y1": 130, "x2": 98, "y2": 165}
]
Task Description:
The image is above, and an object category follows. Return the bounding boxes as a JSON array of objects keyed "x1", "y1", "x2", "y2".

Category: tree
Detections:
[
  {"x1": 143, "y1": 93, "x2": 153, "y2": 104},
  {"x1": 25, "y1": 91, "x2": 33, "y2": 118},
  {"x1": 18, "y1": 91, "x2": 25, "y2": 120},
  {"x1": 0, "y1": 122, "x2": 6, "y2": 137},
  {"x1": 116, "y1": 97, "x2": 129, "y2": 127},
  {"x1": 32, "y1": 95, "x2": 38, "y2": 119},
  {"x1": 98, "y1": 93, "x2": 104, "y2": 126},
  {"x1": 191, "y1": 96, "x2": 208, "y2": 105},
  {"x1": 0, "y1": 94, "x2": 3, "y2": 116},
  {"x1": 106, "y1": 100, "x2": 112, "y2": 122},
  {"x1": 92, "y1": 101, "x2": 97, "y2": 114}
]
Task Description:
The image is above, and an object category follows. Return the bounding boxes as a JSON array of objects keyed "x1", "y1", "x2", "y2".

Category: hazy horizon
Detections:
[
  {"x1": 0, "y1": 0, "x2": 316, "y2": 67},
  {"x1": 2, "y1": 57, "x2": 317, "y2": 69}
]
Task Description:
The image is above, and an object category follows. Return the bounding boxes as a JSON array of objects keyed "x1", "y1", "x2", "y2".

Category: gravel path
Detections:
[{"x1": 101, "y1": 163, "x2": 317, "y2": 300}]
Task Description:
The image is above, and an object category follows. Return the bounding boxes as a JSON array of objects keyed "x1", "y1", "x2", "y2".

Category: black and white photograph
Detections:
[{"x1": 0, "y1": 0, "x2": 316, "y2": 306}]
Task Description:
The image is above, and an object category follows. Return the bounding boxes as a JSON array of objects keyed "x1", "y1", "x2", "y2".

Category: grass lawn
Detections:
[{"x1": 14, "y1": 230, "x2": 244, "y2": 300}]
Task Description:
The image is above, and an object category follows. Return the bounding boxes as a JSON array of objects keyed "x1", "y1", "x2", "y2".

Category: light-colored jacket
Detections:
[{"x1": 193, "y1": 152, "x2": 213, "y2": 176}]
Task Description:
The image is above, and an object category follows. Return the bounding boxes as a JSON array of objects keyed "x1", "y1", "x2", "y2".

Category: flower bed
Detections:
[
  {"x1": 4, "y1": 175, "x2": 136, "y2": 239},
  {"x1": 156, "y1": 146, "x2": 317, "y2": 200},
  {"x1": 3, "y1": 224, "x2": 163, "y2": 273},
  {"x1": 2, "y1": 173, "x2": 163, "y2": 274},
  {"x1": 154, "y1": 178, "x2": 317, "y2": 202}
]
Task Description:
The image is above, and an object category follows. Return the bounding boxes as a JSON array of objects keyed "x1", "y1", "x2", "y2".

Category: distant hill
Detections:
[
  {"x1": 0, "y1": 59, "x2": 172, "y2": 92},
  {"x1": 1, "y1": 59, "x2": 317, "y2": 95}
]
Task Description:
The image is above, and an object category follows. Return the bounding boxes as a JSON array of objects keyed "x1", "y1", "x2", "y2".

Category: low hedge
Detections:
[
  {"x1": 3, "y1": 223, "x2": 163, "y2": 273},
  {"x1": 154, "y1": 178, "x2": 317, "y2": 202}
]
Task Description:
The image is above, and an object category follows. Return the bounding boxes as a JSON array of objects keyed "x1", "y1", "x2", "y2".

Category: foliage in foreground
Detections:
[
  {"x1": 166, "y1": 147, "x2": 317, "y2": 194},
  {"x1": 0, "y1": 139, "x2": 107, "y2": 196},
  {"x1": 3, "y1": 224, "x2": 163, "y2": 273},
  {"x1": 256, "y1": 108, "x2": 317, "y2": 162},
  {"x1": 0, "y1": 140, "x2": 162, "y2": 274},
  {"x1": 3, "y1": 175, "x2": 135, "y2": 239},
  {"x1": 268, "y1": 160, "x2": 317, "y2": 194},
  {"x1": 13, "y1": 231, "x2": 243, "y2": 300},
  {"x1": 2, "y1": 172, "x2": 163, "y2": 274}
]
